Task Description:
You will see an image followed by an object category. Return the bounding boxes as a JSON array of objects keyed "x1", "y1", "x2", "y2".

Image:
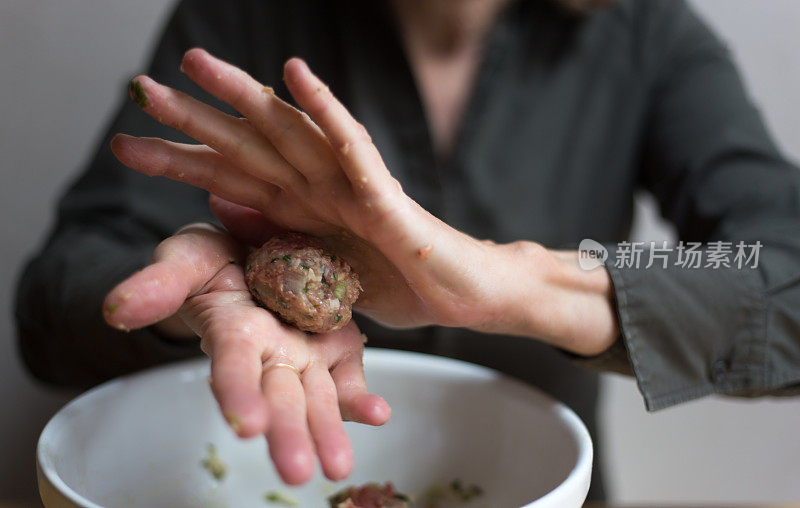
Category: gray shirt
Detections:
[{"x1": 15, "y1": 0, "x2": 800, "y2": 500}]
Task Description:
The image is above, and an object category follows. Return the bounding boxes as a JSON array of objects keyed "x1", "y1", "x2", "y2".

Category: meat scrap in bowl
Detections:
[
  {"x1": 328, "y1": 482, "x2": 410, "y2": 508},
  {"x1": 245, "y1": 232, "x2": 361, "y2": 333}
]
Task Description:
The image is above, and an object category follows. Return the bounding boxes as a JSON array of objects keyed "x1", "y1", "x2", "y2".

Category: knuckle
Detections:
[
  {"x1": 355, "y1": 122, "x2": 372, "y2": 142},
  {"x1": 229, "y1": 81, "x2": 254, "y2": 109},
  {"x1": 152, "y1": 234, "x2": 187, "y2": 261},
  {"x1": 170, "y1": 110, "x2": 191, "y2": 133},
  {"x1": 309, "y1": 93, "x2": 333, "y2": 118},
  {"x1": 192, "y1": 157, "x2": 224, "y2": 191},
  {"x1": 205, "y1": 317, "x2": 261, "y2": 349},
  {"x1": 336, "y1": 135, "x2": 370, "y2": 158},
  {"x1": 254, "y1": 190, "x2": 274, "y2": 213},
  {"x1": 221, "y1": 134, "x2": 247, "y2": 159},
  {"x1": 154, "y1": 223, "x2": 225, "y2": 261},
  {"x1": 274, "y1": 120, "x2": 296, "y2": 145}
]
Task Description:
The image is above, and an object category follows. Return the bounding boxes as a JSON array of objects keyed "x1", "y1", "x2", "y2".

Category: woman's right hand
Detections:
[
  {"x1": 102, "y1": 222, "x2": 390, "y2": 485},
  {"x1": 110, "y1": 48, "x2": 618, "y2": 356}
]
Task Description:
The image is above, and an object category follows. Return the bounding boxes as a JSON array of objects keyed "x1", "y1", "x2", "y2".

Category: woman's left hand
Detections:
[
  {"x1": 111, "y1": 48, "x2": 618, "y2": 356},
  {"x1": 103, "y1": 223, "x2": 390, "y2": 484}
]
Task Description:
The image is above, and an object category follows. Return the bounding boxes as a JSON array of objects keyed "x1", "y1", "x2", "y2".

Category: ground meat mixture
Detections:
[
  {"x1": 245, "y1": 232, "x2": 361, "y2": 333},
  {"x1": 328, "y1": 482, "x2": 409, "y2": 508}
]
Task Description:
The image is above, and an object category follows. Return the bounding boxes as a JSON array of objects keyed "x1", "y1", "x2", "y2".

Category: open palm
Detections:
[{"x1": 103, "y1": 223, "x2": 390, "y2": 484}]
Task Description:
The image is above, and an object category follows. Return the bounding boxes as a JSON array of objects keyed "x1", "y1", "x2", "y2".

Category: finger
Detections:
[
  {"x1": 127, "y1": 75, "x2": 306, "y2": 190},
  {"x1": 103, "y1": 224, "x2": 242, "y2": 330},
  {"x1": 204, "y1": 310, "x2": 270, "y2": 438},
  {"x1": 262, "y1": 364, "x2": 316, "y2": 485},
  {"x1": 302, "y1": 364, "x2": 353, "y2": 481},
  {"x1": 180, "y1": 48, "x2": 339, "y2": 184},
  {"x1": 209, "y1": 194, "x2": 283, "y2": 247},
  {"x1": 331, "y1": 352, "x2": 391, "y2": 427},
  {"x1": 282, "y1": 58, "x2": 395, "y2": 197},
  {"x1": 111, "y1": 134, "x2": 279, "y2": 212}
]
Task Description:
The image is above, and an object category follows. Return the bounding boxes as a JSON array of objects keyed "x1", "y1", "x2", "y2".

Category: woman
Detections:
[{"x1": 16, "y1": 0, "x2": 800, "y2": 499}]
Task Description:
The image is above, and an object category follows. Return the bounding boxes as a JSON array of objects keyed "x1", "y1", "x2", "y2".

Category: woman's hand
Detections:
[
  {"x1": 111, "y1": 48, "x2": 618, "y2": 355},
  {"x1": 102, "y1": 223, "x2": 390, "y2": 484}
]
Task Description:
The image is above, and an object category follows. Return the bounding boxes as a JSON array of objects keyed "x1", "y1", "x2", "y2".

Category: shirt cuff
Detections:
[
  {"x1": 602, "y1": 243, "x2": 767, "y2": 411},
  {"x1": 564, "y1": 335, "x2": 634, "y2": 377}
]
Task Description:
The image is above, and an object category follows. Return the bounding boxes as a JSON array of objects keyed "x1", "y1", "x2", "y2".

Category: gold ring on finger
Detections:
[{"x1": 264, "y1": 362, "x2": 301, "y2": 377}]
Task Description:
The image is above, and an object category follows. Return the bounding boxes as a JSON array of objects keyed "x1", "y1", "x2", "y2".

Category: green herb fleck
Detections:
[
  {"x1": 270, "y1": 258, "x2": 279, "y2": 263},
  {"x1": 394, "y1": 492, "x2": 411, "y2": 502},
  {"x1": 224, "y1": 412, "x2": 242, "y2": 433},
  {"x1": 129, "y1": 79, "x2": 149, "y2": 108},
  {"x1": 328, "y1": 491, "x2": 347, "y2": 506},
  {"x1": 106, "y1": 303, "x2": 119, "y2": 314},
  {"x1": 335, "y1": 314, "x2": 342, "y2": 323},
  {"x1": 329, "y1": 254, "x2": 337, "y2": 262},
  {"x1": 450, "y1": 479, "x2": 483, "y2": 501},
  {"x1": 333, "y1": 282, "x2": 346, "y2": 300},
  {"x1": 282, "y1": 254, "x2": 292, "y2": 264},
  {"x1": 421, "y1": 478, "x2": 483, "y2": 505},
  {"x1": 332, "y1": 270, "x2": 338, "y2": 281},
  {"x1": 301, "y1": 263, "x2": 309, "y2": 270},
  {"x1": 303, "y1": 285, "x2": 309, "y2": 293},
  {"x1": 263, "y1": 491, "x2": 298, "y2": 506},
  {"x1": 200, "y1": 444, "x2": 226, "y2": 481}
]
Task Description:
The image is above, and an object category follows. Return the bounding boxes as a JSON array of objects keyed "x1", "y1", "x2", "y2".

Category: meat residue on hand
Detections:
[{"x1": 417, "y1": 243, "x2": 433, "y2": 260}]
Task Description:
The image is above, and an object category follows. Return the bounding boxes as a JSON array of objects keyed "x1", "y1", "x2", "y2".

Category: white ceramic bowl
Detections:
[{"x1": 38, "y1": 349, "x2": 592, "y2": 507}]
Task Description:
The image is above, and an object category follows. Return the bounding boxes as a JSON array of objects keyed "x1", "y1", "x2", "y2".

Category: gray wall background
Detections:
[{"x1": 1, "y1": 0, "x2": 798, "y2": 503}]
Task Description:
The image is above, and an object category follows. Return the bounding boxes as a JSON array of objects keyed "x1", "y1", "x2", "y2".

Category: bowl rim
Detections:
[{"x1": 37, "y1": 348, "x2": 593, "y2": 508}]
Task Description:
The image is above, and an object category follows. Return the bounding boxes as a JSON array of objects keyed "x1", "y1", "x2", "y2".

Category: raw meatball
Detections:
[
  {"x1": 245, "y1": 232, "x2": 361, "y2": 333},
  {"x1": 328, "y1": 482, "x2": 409, "y2": 508}
]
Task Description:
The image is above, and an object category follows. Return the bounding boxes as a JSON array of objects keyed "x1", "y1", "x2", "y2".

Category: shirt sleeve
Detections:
[
  {"x1": 13, "y1": 0, "x2": 264, "y2": 388},
  {"x1": 583, "y1": 0, "x2": 800, "y2": 410}
]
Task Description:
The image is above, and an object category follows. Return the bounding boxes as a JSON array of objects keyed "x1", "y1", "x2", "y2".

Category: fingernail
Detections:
[
  {"x1": 113, "y1": 133, "x2": 133, "y2": 142},
  {"x1": 224, "y1": 412, "x2": 242, "y2": 434},
  {"x1": 129, "y1": 79, "x2": 149, "y2": 108}
]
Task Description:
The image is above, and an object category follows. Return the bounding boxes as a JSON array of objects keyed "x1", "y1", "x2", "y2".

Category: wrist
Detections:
[{"x1": 479, "y1": 243, "x2": 619, "y2": 356}]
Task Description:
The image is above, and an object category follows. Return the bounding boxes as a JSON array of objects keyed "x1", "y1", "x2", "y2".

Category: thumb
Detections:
[
  {"x1": 102, "y1": 223, "x2": 244, "y2": 331},
  {"x1": 209, "y1": 194, "x2": 282, "y2": 247}
]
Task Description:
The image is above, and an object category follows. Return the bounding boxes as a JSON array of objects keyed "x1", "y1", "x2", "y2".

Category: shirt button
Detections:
[{"x1": 711, "y1": 360, "x2": 727, "y2": 382}]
